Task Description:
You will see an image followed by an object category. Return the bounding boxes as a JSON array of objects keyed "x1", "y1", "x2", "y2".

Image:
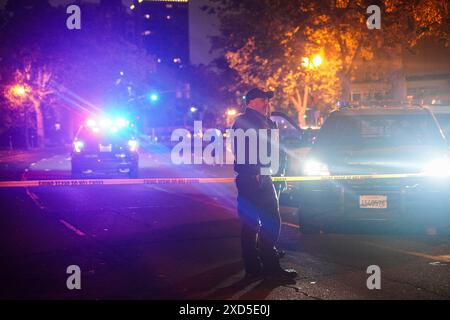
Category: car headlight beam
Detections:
[
  {"x1": 303, "y1": 159, "x2": 330, "y2": 176},
  {"x1": 422, "y1": 158, "x2": 450, "y2": 178}
]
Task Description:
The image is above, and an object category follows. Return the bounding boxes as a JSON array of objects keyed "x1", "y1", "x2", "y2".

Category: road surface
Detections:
[{"x1": 0, "y1": 146, "x2": 449, "y2": 299}]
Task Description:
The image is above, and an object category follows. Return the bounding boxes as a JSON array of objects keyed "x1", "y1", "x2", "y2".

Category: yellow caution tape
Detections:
[
  {"x1": 272, "y1": 173, "x2": 424, "y2": 182},
  {"x1": 0, "y1": 173, "x2": 429, "y2": 188},
  {"x1": 0, "y1": 177, "x2": 236, "y2": 188}
]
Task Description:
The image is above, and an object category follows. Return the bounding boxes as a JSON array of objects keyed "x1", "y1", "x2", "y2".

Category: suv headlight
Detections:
[
  {"x1": 73, "y1": 140, "x2": 84, "y2": 153},
  {"x1": 303, "y1": 159, "x2": 330, "y2": 176},
  {"x1": 128, "y1": 139, "x2": 138, "y2": 152},
  {"x1": 422, "y1": 158, "x2": 450, "y2": 177}
]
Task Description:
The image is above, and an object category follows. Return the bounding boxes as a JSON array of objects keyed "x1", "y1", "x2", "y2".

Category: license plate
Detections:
[
  {"x1": 359, "y1": 195, "x2": 387, "y2": 209},
  {"x1": 99, "y1": 144, "x2": 112, "y2": 152}
]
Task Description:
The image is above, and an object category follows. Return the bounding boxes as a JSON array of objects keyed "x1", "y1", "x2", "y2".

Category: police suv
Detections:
[
  {"x1": 71, "y1": 117, "x2": 139, "y2": 178},
  {"x1": 292, "y1": 106, "x2": 450, "y2": 233}
]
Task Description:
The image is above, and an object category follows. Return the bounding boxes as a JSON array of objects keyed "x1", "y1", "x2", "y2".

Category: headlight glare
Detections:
[
  {"x1": 73, "y1": 140, "x2": 84, "y2": 153},
  {"x1": 303, "y1": 159, "x2": 330, "y2": 176},
  {"x1": 128, "y1": 139, "x2": 138, "y2": 152},
  {"x1": 422, "y1": 158, "x2": 450, "y2": 177}
]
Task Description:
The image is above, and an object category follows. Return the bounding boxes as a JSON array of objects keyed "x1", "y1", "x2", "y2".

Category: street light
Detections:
[
  {"x1": 225, "y1": 108, "x2": 238, "y2": 127},
  {"x1": 312, "y1": 55, "x2": 323, "y2": 68},
  {"x1": 301, "y1": 57, "x2": 309, "y2": 68},
  {"x1": 11, "y1": 84, "x2": 27, "y2": 97},
  {"x1": 301, "y1": 55, "x2": 323, "y2": 69},
  {"x1": 300, "y1": 54, "x2": 324, "y2": 127},
  {"x1": 226, "y1": 108, "x2": 237, "y2": 116}
]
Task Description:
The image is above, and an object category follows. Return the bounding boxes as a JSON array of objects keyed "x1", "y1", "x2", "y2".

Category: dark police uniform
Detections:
[{"x1": 232, "y1": 93, "x2": 294, "y2": 279}]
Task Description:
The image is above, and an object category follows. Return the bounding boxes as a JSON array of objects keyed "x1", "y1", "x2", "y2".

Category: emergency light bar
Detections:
[{"x1": 85, "y1": 117, "x2": 131, "y2": 133}]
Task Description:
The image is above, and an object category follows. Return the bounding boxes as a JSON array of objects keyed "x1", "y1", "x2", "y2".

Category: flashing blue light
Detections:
[
  {"x1": 100, "y1": 118, "x2": 113, "y2": 127},
  {"x1": 150, "y1": 93, "x2": 159, "y2": 102},
  {"x1": 89, "y1": 116, "x2": 131, "y2": 134},
  {"x1": 115, "y1": 118, "x2": 129, "y2": 128}
]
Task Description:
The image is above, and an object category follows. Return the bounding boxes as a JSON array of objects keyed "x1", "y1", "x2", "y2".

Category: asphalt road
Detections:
[{"x1": 0, "y1": 146, "x2": 449, "y2": 299}]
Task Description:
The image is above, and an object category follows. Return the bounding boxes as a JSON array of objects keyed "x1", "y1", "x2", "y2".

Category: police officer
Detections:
[{"x1": 233, "y1": 88, "x2": 297, "y2": 280}]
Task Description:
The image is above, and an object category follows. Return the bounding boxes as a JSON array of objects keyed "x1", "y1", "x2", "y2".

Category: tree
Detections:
[
  {"x1": 225, "y1": 36, "x2": 340, "y2": 126},
  {"x1": 0, "y1": 0, "x2": 57, "y2": 148},
  {"x1": 4, "y1": 64, "x2": 53, "y2": 148},
  {"x1": 206, "y1": 0, "x2": 450, "y2": 125},
  {"x1": 0, "y1": 0, "x2": 157, "y2": 147}
]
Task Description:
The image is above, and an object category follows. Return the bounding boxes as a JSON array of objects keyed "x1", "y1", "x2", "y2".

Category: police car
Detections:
[
  {"x1": 292, "y1": 106, "x2": 450, "y2": 233},
  {"x1": 71, "y1": 117, "x2": 139, "y2": 178}
]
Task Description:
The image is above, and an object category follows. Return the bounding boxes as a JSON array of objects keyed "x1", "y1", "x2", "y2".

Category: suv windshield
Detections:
[{"x1": 316, "y1": 114, "x2": 445, "y2": 148}]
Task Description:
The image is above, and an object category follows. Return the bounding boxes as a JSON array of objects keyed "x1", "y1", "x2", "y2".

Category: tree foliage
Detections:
[
  {"x1": 0, "y1": 0, "x2": 156, "y2": 147},
  {"x1": 207, "y1": 0, "x2": 450, "y2": 125}
]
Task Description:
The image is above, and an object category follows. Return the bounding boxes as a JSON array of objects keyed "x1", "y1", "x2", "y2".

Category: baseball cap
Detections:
[{"x1": 245, "y1": 88, "x2": 274, "y2": 104}]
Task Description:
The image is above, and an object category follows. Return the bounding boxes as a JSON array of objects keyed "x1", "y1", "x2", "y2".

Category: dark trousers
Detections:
[{"x1": 236, "y1": 174, "x2": 281, "y2": 273}]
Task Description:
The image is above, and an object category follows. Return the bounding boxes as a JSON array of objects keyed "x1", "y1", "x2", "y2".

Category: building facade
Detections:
[
  {"x1": 129, "y1": 0, "x2": 190, "y2": 67},
  {"x1": 349, "y1": 41, "x2": 450, "y2": 106}
]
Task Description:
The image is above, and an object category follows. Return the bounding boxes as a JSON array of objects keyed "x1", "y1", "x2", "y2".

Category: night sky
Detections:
[
  {"x1": 1, "y1": 0, "x2": 449, "y2": 73},
  {"x1": 0, "y1": 0, "x2": 221, "y2": 65}
]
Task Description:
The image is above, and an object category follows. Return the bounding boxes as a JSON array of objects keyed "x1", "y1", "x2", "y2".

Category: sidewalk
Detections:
[
  {"x1": 0, "y1": 147, "x2": 67, "y2": 161},
  {"x1": 0, "y1": 147, "x2": 67, "y2": 181}
]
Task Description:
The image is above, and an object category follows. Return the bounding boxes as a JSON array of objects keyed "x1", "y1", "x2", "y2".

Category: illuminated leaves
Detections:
[{"x1": 208, "y1": 0, "x2": 449, "y2": 121}]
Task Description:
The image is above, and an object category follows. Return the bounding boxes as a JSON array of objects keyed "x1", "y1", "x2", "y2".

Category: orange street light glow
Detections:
[
  {"x1": 312, "y1": 55, "x2": 323, "y2": 68},
  {"x1": 302, "y1": 55, "x2": 323, "y2": 69},
  {"x1": 11, "y1": 84, "x2": 27, "y2": 97},
  {"x1": 301, "y1": 57, "x2": 309, "y2": 68},
  {"x1": 226, "y1": 108, "x2": 237, "y2": 116}
]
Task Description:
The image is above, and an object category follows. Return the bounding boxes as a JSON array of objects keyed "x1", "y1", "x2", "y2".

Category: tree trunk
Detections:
[
  {"x1": 302, "y1": 84, "x2": 309, "y2": 126},
  {"x1": 389, "y1": 69, "x2": 407, "y2": 103},
  {"x1": 387, "y1": 44, "x2": 407, "y2": 103},
  {"x1": 24, "y1": 111, "x2": 30, "y2": 150},
  {"x1": 291, "y1": 89, "x2": 306, "y2": 128},
  {"x1": 338, "y1": 71, "x2": 351, "y2": 106},
  {"x1": 32, "y1": 98, "x2": 45, "y2": 148}
]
